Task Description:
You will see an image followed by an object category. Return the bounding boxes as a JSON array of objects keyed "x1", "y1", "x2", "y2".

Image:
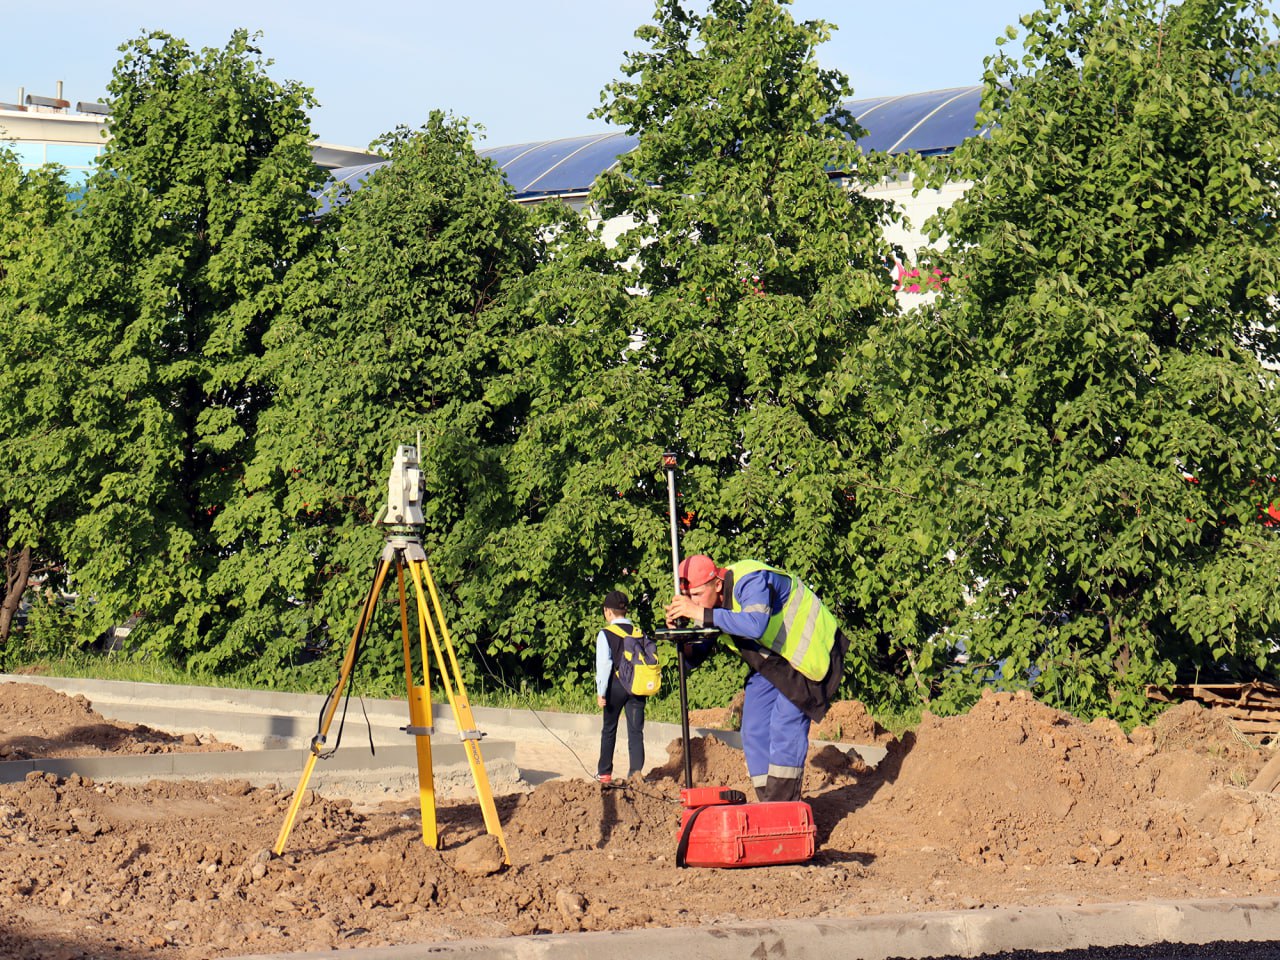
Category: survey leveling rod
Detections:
[
  {"x1": 663, "y1": 451, "x2": 695, "y2": 790},
  {"x1": 665, "y1": 451, "x2": 681, "y2": 595}
]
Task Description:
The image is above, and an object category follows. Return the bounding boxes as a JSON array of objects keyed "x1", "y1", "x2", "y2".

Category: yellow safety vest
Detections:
[{"x1": 722, "y1": 560, "x2": 840, "y2": 682}]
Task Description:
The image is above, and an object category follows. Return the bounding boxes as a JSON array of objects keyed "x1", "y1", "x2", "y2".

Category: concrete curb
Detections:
[
  {"x1": 0, "y1": 674, "x2": 888, "y2": 766},
  {"x1": 2, "y1": 673, "x2": 553, "y2": 747},
  {"x1": 224, "y1": 897, "x2": 1280, "y2": 960},
  {"x1": 0, "y1": 674, "x2": 515, "y2": 786},
  {"x1": 2, "y1": 673, "x2": 679, "y2": 735}
]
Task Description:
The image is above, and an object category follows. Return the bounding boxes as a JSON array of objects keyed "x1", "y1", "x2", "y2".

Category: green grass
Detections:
[
  {"x1": 872, "y1": 706, "x2": 923, "y2": 739},
  {"x1": 5, "y1": 654, "x2": 218, "y2": 687}
]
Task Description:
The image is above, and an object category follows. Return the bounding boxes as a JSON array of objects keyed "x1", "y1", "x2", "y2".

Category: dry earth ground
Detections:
[{"x1": 2, "y1": 681, "x2": 1279, "y2": 959}]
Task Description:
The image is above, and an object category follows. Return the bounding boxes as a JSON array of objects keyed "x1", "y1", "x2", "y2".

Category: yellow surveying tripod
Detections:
[{"x1": 273, "y1": 444, "x2": 509, "y2": 863}]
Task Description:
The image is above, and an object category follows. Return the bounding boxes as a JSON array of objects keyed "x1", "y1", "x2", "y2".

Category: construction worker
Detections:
[
  {"x1": 595, "y1": 590, "x2": 646, "y2": 783},
  {"x1": 665, "y1": 555, "x2": 850, "y2": 803}
]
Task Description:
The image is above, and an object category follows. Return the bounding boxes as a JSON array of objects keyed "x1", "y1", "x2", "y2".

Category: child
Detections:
[{"x1": 595, "y1": 590, "x2": 646, "y2": 782}]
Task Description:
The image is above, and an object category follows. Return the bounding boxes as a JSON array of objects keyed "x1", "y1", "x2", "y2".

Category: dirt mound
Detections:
[
  {"x1": 647, "y1": 733, "x2": 755, "y2": 789},
  {"x1": 839, "y1": 689, "x2": 1280, "y2": 885},
  {"x1": 505, "y1": 776, "x2": 676, "y2": 857},
  {"x1": 6, "y1": 681, "x2": 1280, "y2": 959},
  {"x1": 812, "y1": 700, "x2": 896, "y2": 744},
  {"x1": 0, "y1": 680, "x2": 237, "y2": 760},
  {"x1": 854, "y1": 690, "x2": 1160, "y2": 869},
  {"x1": 688, "y1": 688, "x2": 745, "y2": 730},
  {"x1": 1140, "y1": 699, "x2": 1267, "y2": 786}
]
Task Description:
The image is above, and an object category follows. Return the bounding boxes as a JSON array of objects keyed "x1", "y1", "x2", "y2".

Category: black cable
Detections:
[
  {"x1": 469, "y1": 640, "x2": 682, "y2": 808},
  {"x1": 316, "y1": 561, "x2": 681, "y2": 814}
]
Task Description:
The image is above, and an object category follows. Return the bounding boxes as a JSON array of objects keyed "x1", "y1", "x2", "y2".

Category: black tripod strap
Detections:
[
  {"x1": 314, "y1": 557, "x2": 385, "y2": 759},
  {"x1": 675, "y1": 805, "x2": 709, "y2": 869}
]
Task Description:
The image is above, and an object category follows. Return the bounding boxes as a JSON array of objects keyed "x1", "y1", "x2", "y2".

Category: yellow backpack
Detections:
[{"x1": 606, "y1": 623, "x2": 662, "y2": 696}]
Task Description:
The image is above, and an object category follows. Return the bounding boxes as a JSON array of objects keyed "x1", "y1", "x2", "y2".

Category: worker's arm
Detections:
[
  {"x1": 706, "y1": 573, "x2": 774, "y2": 640},
  {"x1": 666, "y1": 571, "x2": 777, "y2": 639},
  {"x1": 595, "y1": 630, "x2": 612, "y2": 705},
  {"x1": 664, "y1": 576, "x2": 769, "y2": 631}
]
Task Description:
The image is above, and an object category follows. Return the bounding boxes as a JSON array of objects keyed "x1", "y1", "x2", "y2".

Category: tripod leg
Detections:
[
  {"x1": 274, "y1": 552, "x2": 393, "y2": 856},
  {"x1": 397, "y1": 561, "x2": 438, "y2": 849},
  {"x1": 407, "y1": 555, "x2": 510, "y2": 865}
]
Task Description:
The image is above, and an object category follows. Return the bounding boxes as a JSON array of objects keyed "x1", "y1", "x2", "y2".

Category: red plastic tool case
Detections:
[{"x1": 677, "y1": 800, "x2": 815, "y2": 868}]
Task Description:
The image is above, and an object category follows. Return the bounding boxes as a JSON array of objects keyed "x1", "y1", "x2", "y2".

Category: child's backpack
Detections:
[{"x1": 605, "y1": 623, "x2": 662, "y2": 696}]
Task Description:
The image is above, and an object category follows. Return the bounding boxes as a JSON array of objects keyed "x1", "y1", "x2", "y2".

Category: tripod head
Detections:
[{"x1": 377, "y1": 443, "x2": 425, "y2": 545}]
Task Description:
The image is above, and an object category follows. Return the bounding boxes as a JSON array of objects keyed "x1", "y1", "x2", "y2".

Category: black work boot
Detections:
[{"x1": 761, "y1": 775, "x2": 802, "y2": 803}]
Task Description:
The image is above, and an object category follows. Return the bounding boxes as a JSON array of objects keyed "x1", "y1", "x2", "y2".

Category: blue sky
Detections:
[{"x1": 5, "y1": 1, "x2": 1032, "y2": 150}]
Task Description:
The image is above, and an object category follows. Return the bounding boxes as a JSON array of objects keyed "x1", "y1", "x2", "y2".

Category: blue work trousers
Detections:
[{"x1": 741, "y1": 670, "x2": 811, "y2": 789}]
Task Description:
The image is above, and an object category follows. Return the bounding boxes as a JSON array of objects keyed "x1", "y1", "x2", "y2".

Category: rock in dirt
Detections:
[
  {"x1": 453, "y1": 833, "x2": 506, "y2": 876},
  {"x1": 555, "y1": 888, "x2": 586, "y2": 921}
]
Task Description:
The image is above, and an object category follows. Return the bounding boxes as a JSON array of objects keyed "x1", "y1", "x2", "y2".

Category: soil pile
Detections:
[
  {"x1": 3, "y1": 682, "x2": 1280, "y2": 960},
  {"x1": 812, "y1": 699, "x2": 896, "y2": 745},
  {"x1": 845, "y1": 691, "x2": 1275, "y2": 878},
  {"x1": 0, "y1": 682, "x2": 236, "y2": 760},
  {"x1": 690, "y1": 694, "x2": 895, "y2": 747}
]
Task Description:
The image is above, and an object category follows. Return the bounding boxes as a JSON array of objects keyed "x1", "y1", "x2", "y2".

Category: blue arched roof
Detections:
[{"x1": 319, "y1": 86, "x2": 984, "y2": 211}]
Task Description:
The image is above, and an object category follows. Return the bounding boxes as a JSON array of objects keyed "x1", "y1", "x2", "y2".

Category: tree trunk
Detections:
[{"x1": 0, "y1": 545, "x2": 33, "y2": 643}]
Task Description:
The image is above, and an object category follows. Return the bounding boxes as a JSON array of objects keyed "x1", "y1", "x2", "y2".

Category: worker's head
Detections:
[
  {"x1": 603, "y1": 589, "x2": 629, "y2": 619},
  {"x1": 678, "y1": 554, "x2": 724, "y2": 607}
]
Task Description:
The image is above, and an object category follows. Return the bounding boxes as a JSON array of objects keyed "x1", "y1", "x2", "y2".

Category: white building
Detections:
[
  {"x1": 0, "y1": 82, "x2": 381, "y2": 182},
  {"x1": 3, "y1": 81, "x2": 984, "y2": 296},
  {"x1": 325, "y1": 85, "x2": 988, "y2": 296}
]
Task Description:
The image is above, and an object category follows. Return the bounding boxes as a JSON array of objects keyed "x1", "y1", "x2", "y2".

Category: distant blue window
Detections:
[
  {"x1": 44, "y1": 143, "x2": 100, "y2": 169},
  {"x1": 10, "y1": 142, "x2": 46, "y2": 167}
]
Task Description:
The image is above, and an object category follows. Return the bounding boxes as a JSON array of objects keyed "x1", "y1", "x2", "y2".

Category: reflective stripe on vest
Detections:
[{"x1": 725, "y1": 560, "x2": 839, "y2": 682}]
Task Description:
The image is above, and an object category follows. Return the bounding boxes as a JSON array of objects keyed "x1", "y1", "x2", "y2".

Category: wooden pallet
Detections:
[{"x1": 1146, "y1": 681, "x2": 1280, "y2": 740}]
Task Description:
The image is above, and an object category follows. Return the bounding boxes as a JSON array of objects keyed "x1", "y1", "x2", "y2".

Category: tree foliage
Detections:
[
  {"x1": 0, "y1": 153, "x2": 77, "y2": 647},
  {"x1": 473, "y1": 0, "x2": 906, "y2": 701},
  {"x1": 51, "y1": 30, "x2": 325, "y2": 659},
  {"x1": 9, "y1": 2, "x2": 1280, "y2": 728},
  {"x1": 213, "y1": 113, "x2": 537, "y2": 687},
  {"x1": 873, "y1": 0, "x2": 1280, "y2": 721}
]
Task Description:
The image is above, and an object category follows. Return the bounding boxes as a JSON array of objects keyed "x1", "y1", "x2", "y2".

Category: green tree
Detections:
[
  {"x1": 0, "y1": 153, "x2": 76, "y2": 647},
  {"x1": 475, "y1": 0, "x2": 906, "y2": 702},
  {"x1": 54, "y1": 30, "x2": 325, "y2": 661},
  {"x1": 214, "y1": 113, "x2": 536, "y2": 687},
  {"x1": 875, "y1": 0, "x2": 1280, "y2": 721}
]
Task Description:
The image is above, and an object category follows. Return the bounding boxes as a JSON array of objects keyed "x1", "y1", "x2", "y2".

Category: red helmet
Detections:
[{"x1": 678, "y1": 554, "x2": 724, "y2": 592}]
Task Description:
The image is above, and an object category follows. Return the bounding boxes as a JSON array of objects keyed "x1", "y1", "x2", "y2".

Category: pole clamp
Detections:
[{"x1": 402, "y1": 725, "x2": 434, "y2": 737}]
